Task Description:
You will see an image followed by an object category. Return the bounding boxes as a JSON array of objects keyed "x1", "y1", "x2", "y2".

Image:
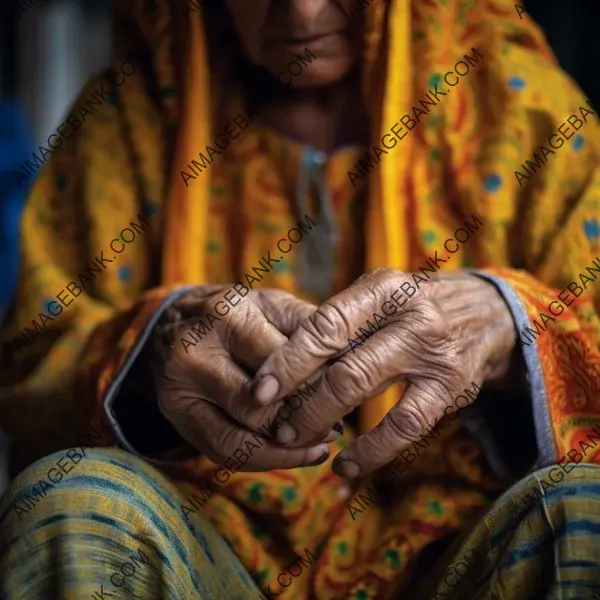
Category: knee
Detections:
[
  {"x1": 532, "y1": 462, "x2": 600, "y2": 491},
  {"x1": 512, "y1": 463, "x2": 600, "y2": 520},
  {"x1": 0, "y1": 447, "x2": 161, "y2": 527}
]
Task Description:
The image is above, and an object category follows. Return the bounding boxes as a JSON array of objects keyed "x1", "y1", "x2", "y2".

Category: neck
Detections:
[{"x1": 255, "y1": 67, "x2": 368, "y2": 154}]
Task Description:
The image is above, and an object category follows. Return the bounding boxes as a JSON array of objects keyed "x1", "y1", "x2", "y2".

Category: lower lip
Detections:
[{"x1": 273, "y1": 33, "x2": 341, "y2": 53}]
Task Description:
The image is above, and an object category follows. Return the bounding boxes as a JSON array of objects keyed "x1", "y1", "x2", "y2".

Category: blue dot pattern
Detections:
[
  {"x1": 144, "y1": 200, "x2": 158, "y2": 215},
  {"x1": 429, "y1": 73, "x2": 442, "y2": 89},
  {"x1": 508, "y1": 76, "x2": 526, "y2": 91},
  {"x1": 583, "y1": 218, "x2": 599, "y2": 241},
  {"x1": 118, "y1": 266, "x2": 132, "y2": 282},
  {"x1": 484, "y1": 173, "x2": 502, "y2": 193},
  {"x1": 573, "y1": 135, "x2": 584, "y2": 152}
]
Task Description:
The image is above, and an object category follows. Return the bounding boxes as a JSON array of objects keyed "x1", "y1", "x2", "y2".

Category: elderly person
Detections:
[{"x1": 1, "y1": 0, "x2": 599, "y2": 598}]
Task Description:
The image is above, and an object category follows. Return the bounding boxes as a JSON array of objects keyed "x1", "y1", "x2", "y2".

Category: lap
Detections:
[
  {"x1": 3, "y1": 448, "x2": 600, "y2": 600},
  {"x1": 0, "y1": 447, "x2": 261, "y2": 599}
]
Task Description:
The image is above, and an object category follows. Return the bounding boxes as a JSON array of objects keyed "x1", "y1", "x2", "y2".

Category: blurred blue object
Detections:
[{"x1": 0, "y1": 98, "x2": 33, "y2": 320}]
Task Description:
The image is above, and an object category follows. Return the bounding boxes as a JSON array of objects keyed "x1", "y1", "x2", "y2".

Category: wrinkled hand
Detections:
[
  {"x1": 250, "y1": 268, "x2": 517, "y2": 479},
  {"x1": 153, "y1": 287, "x2": 338, "y2": 471}
]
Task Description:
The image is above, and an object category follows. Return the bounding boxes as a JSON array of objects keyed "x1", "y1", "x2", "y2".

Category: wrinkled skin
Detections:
[
  {"x1": 154, "y1": 287, "x2": 339, "y2": 471},
  {"x1": 224, "y1": 0, "x2": 361, "y2": 88},
  {"x1": 251, "y1": 269, "x2": 518, "y2": 479},
  {"x1": 221, "y1": 0, "x2": 368, "y2": 154}
]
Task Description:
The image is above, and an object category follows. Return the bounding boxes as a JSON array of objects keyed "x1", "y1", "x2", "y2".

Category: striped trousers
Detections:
[{"x1": 2, "y1": 447, "x2": 600, "y2": 599}]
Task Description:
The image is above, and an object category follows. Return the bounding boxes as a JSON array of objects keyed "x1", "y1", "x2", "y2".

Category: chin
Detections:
[{"x1": 268, "y1": 55, "x2": 356, "y2": 89}]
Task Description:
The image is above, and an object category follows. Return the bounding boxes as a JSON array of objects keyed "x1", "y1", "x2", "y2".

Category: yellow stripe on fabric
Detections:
[
  {"x1": 380, "y1": 0, "x2": 411, "y2": 279},
  {"x1": 360, "y1": 0, "x2": 412, "y2": 433},
  {"x1": 163, "y1": 9, "x2": 211, "y2": 286}
]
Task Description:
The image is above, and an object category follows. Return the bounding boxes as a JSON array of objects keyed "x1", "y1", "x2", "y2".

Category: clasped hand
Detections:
[
  {"x1": 155, "y1": 269, "x2": 516, "y2": 478},
  {"x1": 250, "y1": 268, "x2": 516, "y2": 478}
]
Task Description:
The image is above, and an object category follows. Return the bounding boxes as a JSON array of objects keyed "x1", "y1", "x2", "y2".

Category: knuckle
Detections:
[
  {"x1": 426, "y1": 306, "x2": 452, "y2": 340},
  {"x1": 273, "y1": 349, "x2": 309, "y2": 384},
  {"x1": 325, "y1": 359, "x2": 376, "y2": 407},
  {"x1": 388, "y1": 404, "x2": 430, "y2": 442},
  {"x1": 419, "y1": 381, "x2": 454, "y2": 411},
  {"x1": 362, "y1": 282, "x2": 386, "y2": 308},
  {"x1": 427, "y1": 346, "x2": 466, "y2": 383},
  {"x1": 394, "y1": 328, "x2": 427, "y2": 360},
  {"x1": 354, "y1": 267, "x2": 396, "y2": 286},
  {"x1": 289, "y1": 405, "x2": 328, "y2": 440},
  {"x1": 323, "y1": 374, "x2": 356, "y2": 408},
  {"x1": 157, "y1": 388, "x2": 196, "y2": 421},
  {"x1": 369, "y1": 268, "x2": 399, "y2": 292},
  {"x1": 303, "y1": 303, "x2": 347, "y2": 350},
  {"x1": 227, "y1": 301, "x2": 256, "y2": 330},
  {"x1": 408, "y1": 300, "x2": 439, "y2": 329},
  {"x1": 213, "y1": 426, "x2": 243, "y2": 462},
  {"x1": 397, "y1": 312, "x2": 453, "y2": 363}
]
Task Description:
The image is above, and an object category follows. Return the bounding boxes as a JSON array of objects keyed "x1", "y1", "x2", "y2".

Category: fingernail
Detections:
[
  {"x1": 252, "y1": 375, "x2": 280, "y2": 405},
  {"x1": 332, "y1": 456, "x2": 360, "y2": 478},
  {"x1": 307, "y1": 450, "x2": 330, "y2": 467},
  {"x1": 332, "y1": 422, "x2": 344, "y2": 435},
  {"x1": 323, "y1": 429, "x2": 340, "y2": 443},
  {"x1": 275, "y1": 422, "x2": 298, "y2": 445},
  {"x1": 305, "y1": 445, "x2": 330, "y2": 466}
]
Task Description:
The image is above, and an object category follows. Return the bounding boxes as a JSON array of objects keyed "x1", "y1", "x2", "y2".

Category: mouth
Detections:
[{"x1": 270, "y1": 31, "x2": 341, "y2": 45}]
